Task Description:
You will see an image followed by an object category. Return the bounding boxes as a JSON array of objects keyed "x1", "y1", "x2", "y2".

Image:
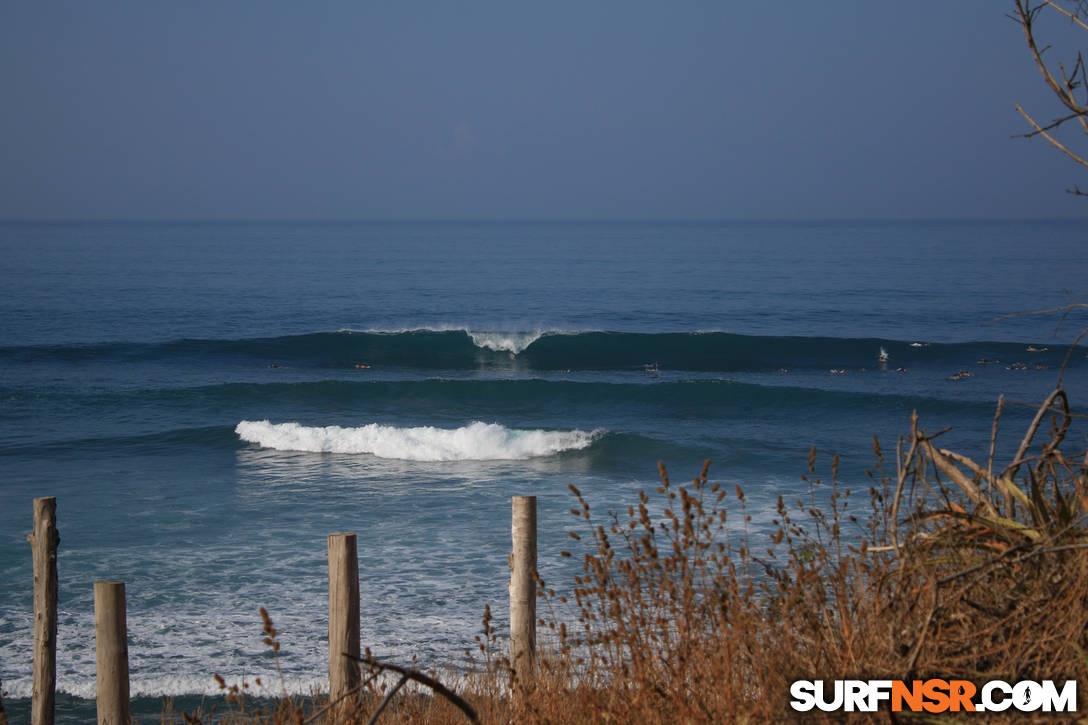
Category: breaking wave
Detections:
[
  {"x1": 465, "y1": 330, "x2": 548, "y2": 354},
  {"x1": 235, "y1": 420, "x2": 601, "y2": 461}
]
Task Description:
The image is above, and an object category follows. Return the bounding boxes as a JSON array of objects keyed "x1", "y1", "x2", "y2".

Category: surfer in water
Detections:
[{"x1": 878, "y1": 347, "x2": 889, "y2": 363}]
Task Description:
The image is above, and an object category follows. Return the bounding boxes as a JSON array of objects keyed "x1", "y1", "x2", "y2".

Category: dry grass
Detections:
[{"x1": 170, "y1": 385, "x2": 1088, "y2": 724}]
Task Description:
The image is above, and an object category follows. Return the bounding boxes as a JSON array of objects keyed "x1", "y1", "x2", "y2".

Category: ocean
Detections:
[{"x1": 1, "y1": 220, "x2": 1086, "y2": 721}]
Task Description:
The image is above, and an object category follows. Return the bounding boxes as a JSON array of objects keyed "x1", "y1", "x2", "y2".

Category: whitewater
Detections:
[{"x1": 235, "y1": 420, "x2": 600, "y2": 460}]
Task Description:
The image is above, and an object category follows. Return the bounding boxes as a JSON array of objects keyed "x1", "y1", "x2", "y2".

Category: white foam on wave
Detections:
[
  {"x1": 465, "y1": 330, "x2": 546, "y2": 354},
  {"x1": 236, "y1": 420, "x2": 600, "y2": 461},
  {"x1": 35, "y1": 674, "x2": 330, "y2": 700},
  {"x1": 334, "y1": 326, "x2": 582, "y2": 355}
]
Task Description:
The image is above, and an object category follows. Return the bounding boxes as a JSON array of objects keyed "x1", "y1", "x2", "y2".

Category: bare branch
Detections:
[
  {"x1": 1016, "y1": 104, "x2": 1088, "y2": 167},
  {"x1": 1042, "y1": 0, "x2": 1088, "y2": 31},
  {"x1": 1014, "y1": 0, "x2": 1088, "y2": 115},
  {"x1": 1014, "y1": 0, "x2": 1088, "y2": 191},
  {"x1": 1013, "y1": 110, "x2": 1085, "y2": 138}
]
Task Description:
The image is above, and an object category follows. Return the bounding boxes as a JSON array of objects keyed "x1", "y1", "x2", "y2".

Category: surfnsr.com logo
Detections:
[{"x1": 790, "y1": 679, "x2": 1077, "y2": 714}]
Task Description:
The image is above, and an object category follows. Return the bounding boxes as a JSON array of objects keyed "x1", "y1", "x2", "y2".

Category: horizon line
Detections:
[{"x1": 2, "y1": 216, "x2": 1087, "y2": 225}]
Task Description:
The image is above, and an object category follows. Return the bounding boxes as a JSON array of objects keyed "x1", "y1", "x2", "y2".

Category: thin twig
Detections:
[
  {"x1": 1036, "y1": 389, "x2": 1071, "y2": 468},
  {"x1": 985, "y1": 300, "x2": 1088, "y2": 326},
  {"x1": 1057, "y1": 326, "x2": 1088, "y2": 388},
  {"x1": 1003, "y1": 389, "x2": 1067, "y2": 484},
  {"x1": 892, "y1": 416, "x2": 920, "y2": 552},
  {"x1": 365, "y1": 674, "x2": 410, "y2": 725},
  {"x1": 938, "y1": 542, "x2": 1088, "y2": 586},
  {"x1": 1043, "y1": 0, "x2": 1088, "y2": 32},
  {"x1": 1015, "y1": 109, "x2": 1085, "y2": 138},
  {"x1": 1016, "y1": 105, "x2": 1088, "y2": 167},
  {"x1": 904, "y1": 576, "x2": 939, "y2": 677},
  {"x1": 988, "y1": 395, "x2": 1007, "y2": 515},
  {"x1": 304, "y1": 671, "x2": 381, "y2": 724},
  {"x1": 346, "y1": 654, "x2": 480, "y2": 724}
]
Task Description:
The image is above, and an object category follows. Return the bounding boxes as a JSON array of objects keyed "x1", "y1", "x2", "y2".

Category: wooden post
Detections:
[
  {"x1": 27, "y1": 496, "x2": 59, "y2": 725},
  {"x1": 509, "y1": 496, "x2": 537, "y2": 680},
  {"x1": 328, "y1": 533, "x2": 360, "y2": 706},
  {"x1": 94, "y1": 581, "x2": 130, "y2": 725}
]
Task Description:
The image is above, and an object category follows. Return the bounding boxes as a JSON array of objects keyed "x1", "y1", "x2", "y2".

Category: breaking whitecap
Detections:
[
  {"x1": 235, "y1": 420, "x2": 600, "y2": 461},
  {"x1": 465, "y1": 330, "x2": 548, "y2": 355}
]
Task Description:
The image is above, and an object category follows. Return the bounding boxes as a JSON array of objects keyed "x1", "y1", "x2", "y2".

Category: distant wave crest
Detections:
[
  {"x1": 235, "y1": 419, "x2": 600, "y2": 461},
  {"x1": 3, "y1": 329, "x2": 1072, "y2": 373},
  {"x1": 345, "y1": 327, "x2": 556, "y2": 355}
]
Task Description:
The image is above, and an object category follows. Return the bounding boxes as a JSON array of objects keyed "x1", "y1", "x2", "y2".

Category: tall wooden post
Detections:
[
  {"x1": 94, "y1": 581, "x2": 130, "y2": 725},
  {"x1": 27, "y1": 496, "x2": 59, "y2": 725},
  {"x1": 328, "y1": 533, "x2": 360, "y2": 706},
  {"x1": 510, "y1": 496, "x2": 537, "y2": 680}
]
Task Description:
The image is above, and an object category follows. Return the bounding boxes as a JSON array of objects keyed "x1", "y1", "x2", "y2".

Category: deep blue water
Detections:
[{"x1": 1, "y1": 220, "x2": 1086, "y2": 720}]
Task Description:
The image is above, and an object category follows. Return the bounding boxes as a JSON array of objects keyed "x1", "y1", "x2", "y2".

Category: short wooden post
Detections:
[
  {"x1": 94, "y1": 581, "x2": 130, "y2": 725},
  {"x1": 28, "y1": 497, "x2": 59, "y2": 725},
  {"x1": 328, "y1": 533, "x2": 360, "y2": 706},
  {"x1": 509, "y1": 496, "x2": 537, "y2": 679}
]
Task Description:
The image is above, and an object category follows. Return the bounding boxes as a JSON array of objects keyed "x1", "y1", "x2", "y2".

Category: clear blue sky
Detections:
[{"x1": 1, "y1": 1, "x2": 1085, "y2": 220}]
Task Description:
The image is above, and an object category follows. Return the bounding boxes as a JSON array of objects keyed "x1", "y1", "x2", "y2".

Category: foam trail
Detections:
[
  {"x1": 236, "y1": 420, "x2": 599, "y2": 461},
  {"x1": 466, "y1": 330, "x2": 545, "y2": 355}
]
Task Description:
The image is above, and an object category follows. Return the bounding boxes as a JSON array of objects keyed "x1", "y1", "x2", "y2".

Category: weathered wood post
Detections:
[
  {"x1": 27, "y1": 497, "x2": 59, "y2": 725},
  {"x1": 94, "y1": 580, "x2": 130, "y2": 725},
  {"x1": 509, "y1": 495, "x2": 537, "y2": 680},
  {"x1": 328, "y1": 533, "x2": 360, "y2": 707}
]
